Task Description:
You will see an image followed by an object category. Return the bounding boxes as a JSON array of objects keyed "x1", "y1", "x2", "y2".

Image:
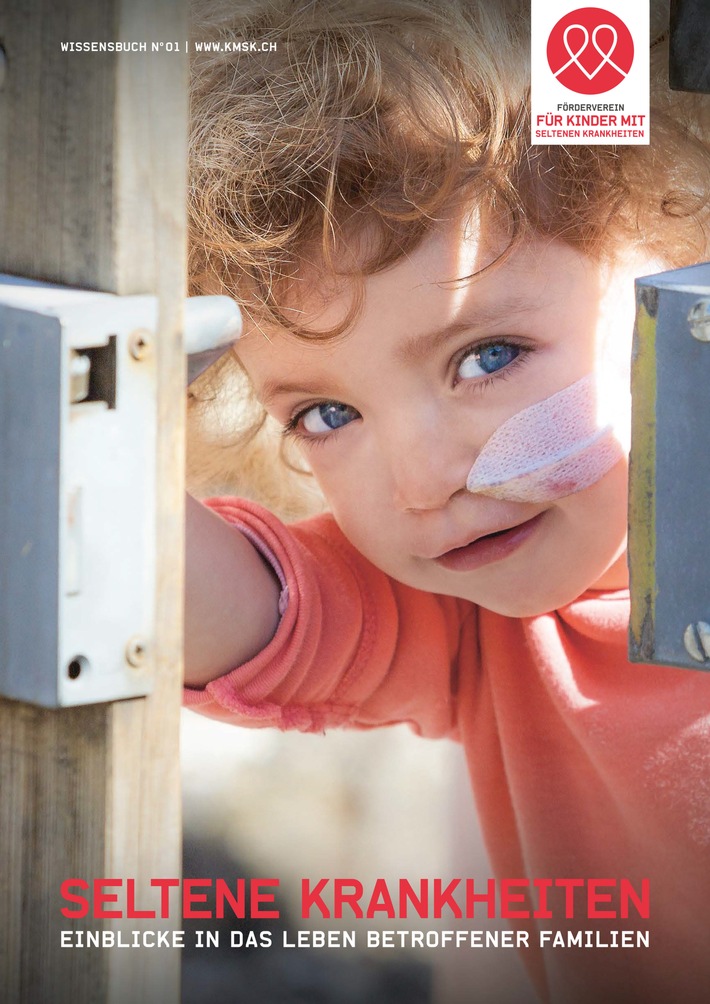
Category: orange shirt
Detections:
[{"x1": 185, "y1": 498, "x2": 710, "y2": 1003}]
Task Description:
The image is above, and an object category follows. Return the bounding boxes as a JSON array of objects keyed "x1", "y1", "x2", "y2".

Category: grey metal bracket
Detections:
[
  {"x1": 629, "y1": 261, "x2": 710, "y2": 670},
  {"x1": 0, "y1": 279, "x2": 161, "y2": 706},
  {"x1": 0, "y1": 277, "x2": 240, "y2": 707}
]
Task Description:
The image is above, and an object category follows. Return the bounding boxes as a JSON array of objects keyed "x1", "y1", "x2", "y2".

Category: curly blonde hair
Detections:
[{"x1": 188, "y1": 0, "x2": 710, "y2": 338}]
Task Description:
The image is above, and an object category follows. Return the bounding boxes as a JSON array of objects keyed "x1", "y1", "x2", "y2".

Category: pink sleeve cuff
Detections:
[
  {"x1": 182, "y1": 496, "x2": 464, "y2": 739},
  {"x1": 236, "y1": 520, "x2": 290, "y2": 618}
]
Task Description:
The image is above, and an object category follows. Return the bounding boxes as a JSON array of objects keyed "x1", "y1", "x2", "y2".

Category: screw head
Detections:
[
  {"x1": 683, "y1": 622, "x2": 710, "y2": 663},
  {"x1": 125, "y1": 636, "x2": 149, "y2": 668},
  {"x1": 128, "y1": 328, "x2": 153, "y2": 361},
  {"x1": 688, "y1": 299, "x2": 710, "y2": 342}
]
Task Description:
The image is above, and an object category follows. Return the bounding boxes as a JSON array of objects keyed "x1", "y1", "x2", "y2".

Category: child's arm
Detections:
[
  {"x1": 183, "y1": 497, "x2": 475, "y2": 740},
  {"x1": 184, "y1": 493, "x2": 281, "y2": 687}
]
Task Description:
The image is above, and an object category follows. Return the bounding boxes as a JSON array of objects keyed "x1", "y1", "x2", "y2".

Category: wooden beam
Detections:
[{"x1": 0, "y1": 1, "x2": 187, "y2": 1001}]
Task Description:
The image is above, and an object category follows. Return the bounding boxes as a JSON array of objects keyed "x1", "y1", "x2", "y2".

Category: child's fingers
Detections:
[{"x1": 185, "y1": 295, "x2": 242, "y2": 385}]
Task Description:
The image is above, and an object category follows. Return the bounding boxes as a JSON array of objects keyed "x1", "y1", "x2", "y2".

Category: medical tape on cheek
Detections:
[{"x1": 465, "y1": 374, "x2": 629, "y2": 503}]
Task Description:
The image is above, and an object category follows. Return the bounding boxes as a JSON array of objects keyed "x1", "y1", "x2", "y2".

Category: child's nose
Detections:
[{"x1": 382, "y1": 410, "x2": 474, "y2": 512}]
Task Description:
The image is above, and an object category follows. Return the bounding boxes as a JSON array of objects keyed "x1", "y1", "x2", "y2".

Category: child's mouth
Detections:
[{"x1": 434, "y1": 512, "x2": 546, "y2": 572}]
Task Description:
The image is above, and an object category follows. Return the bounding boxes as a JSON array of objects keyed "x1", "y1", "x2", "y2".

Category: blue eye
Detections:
[
  {"x1": 457, "y1": 343, "x2": 520, "y2": 380},
  {"x1": 300, "y1": 401, "x2": 360, "y2": 435}
]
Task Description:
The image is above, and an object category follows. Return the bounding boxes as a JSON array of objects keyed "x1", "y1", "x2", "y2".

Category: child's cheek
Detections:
[{"x1": 466, "y1": 374, "x2": 630, "y2": 503}]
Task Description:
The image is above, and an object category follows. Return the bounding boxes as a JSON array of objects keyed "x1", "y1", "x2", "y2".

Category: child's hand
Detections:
[
  {"x1": 184, "y1": 494, "x2": 281, "y2": 687},
  {"x1": 185, "y1": 295, "x2": 242, "y2": 385}
]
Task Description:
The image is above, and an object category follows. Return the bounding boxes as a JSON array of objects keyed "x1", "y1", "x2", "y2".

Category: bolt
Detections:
[
  {"x1": 69, "y1": 351, "x2": 91, "y2": 403},
  {"x1": 125, "y1": 636, "x2": 149, "y2": 668},
  {"x1": 683, "y1": 622, "x2": 710, "y2": 663},
  {"x1": 688, "y1": 299, "x2": 710, "y2": 343},
  {"x1": 128, "y1": 328, "x2": 152, "y2": 361}
]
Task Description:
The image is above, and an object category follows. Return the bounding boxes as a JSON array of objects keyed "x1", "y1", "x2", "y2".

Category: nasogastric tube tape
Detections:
[{"x1": 465, "y1": 373, "x2": 629, "y2": 503}]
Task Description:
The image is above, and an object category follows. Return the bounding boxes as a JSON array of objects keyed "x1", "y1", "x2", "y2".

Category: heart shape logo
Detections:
[
  {"x1": 556, "y1": 23, "x2": 627, "y2": 80},
  {"x1": 547, "y1": 7, "x2": 634, "y2": 95}
]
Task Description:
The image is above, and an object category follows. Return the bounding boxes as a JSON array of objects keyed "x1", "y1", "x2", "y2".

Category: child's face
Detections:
[{"x1": 237, "y1": 216, "x2": 658, "y2": 615}]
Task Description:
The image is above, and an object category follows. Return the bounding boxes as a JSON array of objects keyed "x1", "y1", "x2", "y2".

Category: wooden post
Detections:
[{"x1": 0, "y1": 2, "x2": 187, "y2": 1001}]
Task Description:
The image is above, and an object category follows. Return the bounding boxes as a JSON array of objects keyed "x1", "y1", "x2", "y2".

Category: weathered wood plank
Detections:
[{"x1": 0, "y1": 1, "x2": 188, "y2": 1000}]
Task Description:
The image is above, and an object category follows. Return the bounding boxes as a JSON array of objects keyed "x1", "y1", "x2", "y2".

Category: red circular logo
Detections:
[{"x1": 547, "y1": 7, "x2": 634, "y2": 94}]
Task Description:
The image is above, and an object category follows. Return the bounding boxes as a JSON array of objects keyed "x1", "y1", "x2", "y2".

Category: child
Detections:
[{"x1": 184, "y1": 2, "x2": 710, "y2": 1001}]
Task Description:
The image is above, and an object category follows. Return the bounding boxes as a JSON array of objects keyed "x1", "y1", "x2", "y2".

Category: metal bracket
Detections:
[
  {"x1": 0, "y1": 277, "x2": 240, "y2": 706},
  {"x1": 629, "y1": 261, "x2": 710, "y2": 671},
  {"x1": 0, "y1": 279, "x2": 161, "y2": 706}
]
